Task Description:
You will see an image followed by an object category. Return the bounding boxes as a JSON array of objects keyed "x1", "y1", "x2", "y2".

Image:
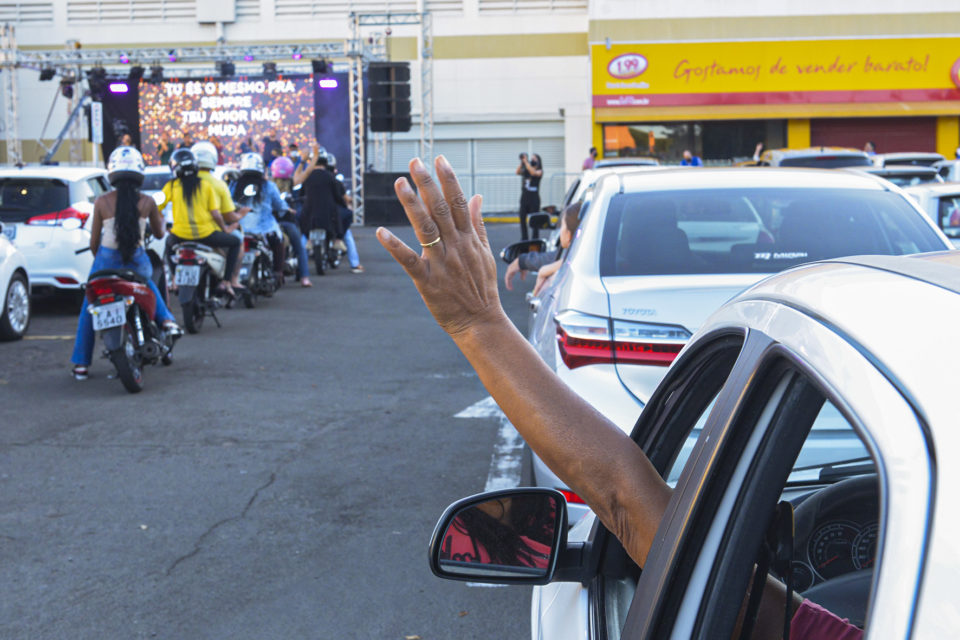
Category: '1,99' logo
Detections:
[{"x1": 608, "y1": 53, "x2": 648, "y2": 79}]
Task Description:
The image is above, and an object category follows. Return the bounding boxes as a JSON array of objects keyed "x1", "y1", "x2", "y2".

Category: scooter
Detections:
[
  {"x1": 237, "y1": 233, "x2": 277, "y2": 308},
  {"x1": 85, "y1": 268, "x2": 178, "y2": 393},
  {"x1": 308, "y1": 228, "x2": 343, "y2": 276},
  {"x1": 170, "y1": 242, "x2": 229, "y2": 333}
]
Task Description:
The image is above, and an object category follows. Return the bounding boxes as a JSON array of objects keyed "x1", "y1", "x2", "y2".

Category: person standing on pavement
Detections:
[
  {"x1": 516, "y1": 152, "x2": 543, "y2": 240},
  {"x1": 680, "y1": 149, "x2": 703, "y2": 166},
  {"x1": 582, "y1": 147, "x2": 597, "y2": 170},
  {"x1": 294, "y1": 144, "x2": 347, "y2": 254},
  {"x1": 262, "y1": 129, "x2": 283, "y2": 168},
  {"x1": 328, "y1": 155, "x2": 364, "y2": 274}
]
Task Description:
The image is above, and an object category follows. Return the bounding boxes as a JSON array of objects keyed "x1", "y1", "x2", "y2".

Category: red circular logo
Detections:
[{"x1": 952, "y1": 57, "x2": 960, "y2": 90}]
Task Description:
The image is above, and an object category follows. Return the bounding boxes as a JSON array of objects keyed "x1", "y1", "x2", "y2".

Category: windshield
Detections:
[
  {"x1": 779, "y1": 155, "x2": 872, "y2": 168},
  {"x1": 881, "y1": 172, "x2": 938, "y2": 187},
  {"x1": 141, "y1": 172, "x2": 172, "y2": 192},
  {"x1": 0, "y1": 178, "x2": 70, "y2": 223},
  {"x1": 937, "y1": 194, "x2": 960, "y2": 239},
  {"x1": 600, "y1": 187, "x2": 944, "y2": 276}
]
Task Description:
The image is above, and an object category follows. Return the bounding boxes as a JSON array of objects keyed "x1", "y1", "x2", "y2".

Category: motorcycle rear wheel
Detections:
[
  {"x1": 110, "y1": 330, "x2": 144, "y2": 393},
  {"x1": 182, "y1": 300, "x2": 204, "y2": 333}
]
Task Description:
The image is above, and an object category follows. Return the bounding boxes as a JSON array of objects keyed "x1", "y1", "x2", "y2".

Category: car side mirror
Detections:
[
  {"x1": 528, "y1": 212, "x2": 555, "y2": 231},
  {"x1": 499, "y1": 239, "x2": 547, "y2": 264},
  {"x1": 429, "y1": 488, "x2": 567, "y2": 585}
]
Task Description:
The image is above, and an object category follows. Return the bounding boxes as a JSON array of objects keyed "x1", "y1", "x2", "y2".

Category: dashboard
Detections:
[{"x1": 789, "y1": 474, "x2": 879, "y2": 593}]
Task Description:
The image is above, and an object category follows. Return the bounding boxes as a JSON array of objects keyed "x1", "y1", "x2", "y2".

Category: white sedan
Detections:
[
  {"x1": 902, "y1": 182, "x2": 960, "y2": 248},
  {"x1": 0, "y1": 221, "x2": 29, "y2": 339},
  {"x1": 0, "y1": 166, "x2": 110, "y2": 294}
]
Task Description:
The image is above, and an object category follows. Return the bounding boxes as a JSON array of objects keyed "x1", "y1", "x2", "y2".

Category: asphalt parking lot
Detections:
[{"x1": 0, "y1": 223, "x2": 537, "y2": 639}]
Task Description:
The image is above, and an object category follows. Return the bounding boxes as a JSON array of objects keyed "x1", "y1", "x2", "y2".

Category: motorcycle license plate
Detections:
[
  {"x1": 175, "y1": 265, "x2": 200, "y2": 286},
  {"x1": 91, "y1": 300, "x2": 126, "y2": 331}
]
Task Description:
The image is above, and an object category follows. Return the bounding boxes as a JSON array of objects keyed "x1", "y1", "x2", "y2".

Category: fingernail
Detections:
[
  {"x1": 412, "y1": 158, "x2": 425, "y2": 172},
  {"x1": 395, "y1": 177, "x2": 411, "y2": 193},
  {"x1": 437, "y1": 155, "x2": 451, "y2": 172}
]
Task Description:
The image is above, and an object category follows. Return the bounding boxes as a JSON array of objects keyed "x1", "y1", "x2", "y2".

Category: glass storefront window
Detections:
[{"x1": 603, "y1": 120, "x2": 786, "y2": 165}]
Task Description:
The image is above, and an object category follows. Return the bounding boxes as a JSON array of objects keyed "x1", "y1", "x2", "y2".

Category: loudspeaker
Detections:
[
  {"x1": 367, "y1": 62, "x2": 412, "y2": 133},
  {"x1": 363, "y1": 171, "x2": 411, "y2": 225}
]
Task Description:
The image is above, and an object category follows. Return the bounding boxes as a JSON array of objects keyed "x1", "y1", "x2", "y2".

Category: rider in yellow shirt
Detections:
[
  {"x1": 161, "y1": 148, "x2": 243, "y2": 295},
  {"x1": 192, "y1": 141, "x2": 249, "y2": 282}
]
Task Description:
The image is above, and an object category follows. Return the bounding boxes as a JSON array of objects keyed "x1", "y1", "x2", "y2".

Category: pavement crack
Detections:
[{"x1": 165, "y1": 472, "x2": 277, "y2": 576}]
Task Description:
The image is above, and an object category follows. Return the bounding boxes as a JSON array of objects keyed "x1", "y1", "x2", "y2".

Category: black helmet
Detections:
[{"x1": 170, "y1": 148, "x2": 198, "y2": 178}]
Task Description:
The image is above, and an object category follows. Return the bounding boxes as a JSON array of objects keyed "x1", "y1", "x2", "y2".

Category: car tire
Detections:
[{"x1": 0, "y1": 272, "x2": 30, "y2": 341}]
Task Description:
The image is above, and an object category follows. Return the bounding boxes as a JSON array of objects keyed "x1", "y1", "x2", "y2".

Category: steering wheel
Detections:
[{"x1": 792, "y1": 474, "x2": 878, "y2": 628}]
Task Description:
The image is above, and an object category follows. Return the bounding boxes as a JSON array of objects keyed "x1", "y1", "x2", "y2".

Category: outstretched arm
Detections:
[{"x1": 377, "y1": 156, "x2": 671, "y2": 567}]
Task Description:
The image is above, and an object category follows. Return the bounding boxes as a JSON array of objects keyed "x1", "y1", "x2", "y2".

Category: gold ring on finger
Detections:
[{"x1": 420, "y1": 237, "x2": 441, "y2": 248}]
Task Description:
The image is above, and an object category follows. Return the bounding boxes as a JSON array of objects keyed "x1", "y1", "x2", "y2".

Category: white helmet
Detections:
[
  {"x1": 107, "y1": 146, "x2": 145, "y2": 186},
  {"x1": 325, "y1": 151, "x2": 336, "y2": 168},
  {"x1": 191, "y1": 141, "x2": 218, "y2": 170},
  {"x1": 239, "y1": 152, "x2": 265, "y2": 175}
]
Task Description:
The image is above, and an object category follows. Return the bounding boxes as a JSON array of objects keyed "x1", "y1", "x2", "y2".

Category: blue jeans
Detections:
[
  {"x1": 71, "y1": 247, "x2": 175, "y2": 367},
  {"x1": 279, "y1": 220, "x2": 309, "y2": 279},
  {"x1": 344, "y1": 229, "x2": 360, "y2": 269}
]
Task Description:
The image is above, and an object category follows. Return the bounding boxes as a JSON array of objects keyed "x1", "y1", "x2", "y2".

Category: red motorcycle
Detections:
[{"x1": 85, "y1": 268, "x2": 177, "y2": 393}]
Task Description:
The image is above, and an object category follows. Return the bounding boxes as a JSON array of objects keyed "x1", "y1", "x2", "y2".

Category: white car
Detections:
[
  {"x1": 902, "y1": 182, "x2": 960, "y2": 248},
  {"x1": 0, "y1": 221, "x2": 29, "y2": 339},
  {"x1": 932, "y1": 159, "x2": 960, "y2": 182},
  {"x1": 430, "y1": 251, "x2": 960, "y2": 640},
  {"x1": 526, "y1": 168, "x2": 953, "y2": 521},
  {"x1": 0, "y1": 166, "x2": 110, "y2": 294}
]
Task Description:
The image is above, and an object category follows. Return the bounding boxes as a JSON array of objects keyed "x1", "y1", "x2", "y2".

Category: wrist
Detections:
[{"x1": 448, "y1": 309, "x2": 514, "y2": 347}]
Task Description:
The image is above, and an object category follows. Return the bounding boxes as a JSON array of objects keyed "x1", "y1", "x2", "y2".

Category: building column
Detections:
[
  {"x1": 936, "y1": 116, "x2": 959, "y2": 159},
  {"x1": 787, "y1": 118, "x2": 810, "y2": 149}
]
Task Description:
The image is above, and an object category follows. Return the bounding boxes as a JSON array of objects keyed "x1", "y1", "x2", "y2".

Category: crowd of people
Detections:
[{"x1": 70, "y1": 137, "x2": 363, "y2": 379}]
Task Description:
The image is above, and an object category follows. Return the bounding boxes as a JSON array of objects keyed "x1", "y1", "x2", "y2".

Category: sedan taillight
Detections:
[{"x1": 555, "y1": 310, "x2": 690, "y2": 369}]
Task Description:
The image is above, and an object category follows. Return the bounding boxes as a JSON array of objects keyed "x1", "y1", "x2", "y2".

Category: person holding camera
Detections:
[{"x1": 516, "y1": 152, "x2": 543, "y2": 240}]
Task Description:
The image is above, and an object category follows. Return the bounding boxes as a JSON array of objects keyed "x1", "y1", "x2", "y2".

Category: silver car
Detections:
[
  {"x1": 527, "y1": 168, "x2": 952, "y2": 520},
  {"x1": 902, "y1": 182, "x2": 960, "y2": 248},
  {"x1": 430, "y1": 251, "x2": 960, "y2": 640}
]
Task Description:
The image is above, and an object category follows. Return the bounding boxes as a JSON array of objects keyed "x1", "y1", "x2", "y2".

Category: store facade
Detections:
[{"x1": 591, "y1": 34, "x2": 960, "y2": 164}]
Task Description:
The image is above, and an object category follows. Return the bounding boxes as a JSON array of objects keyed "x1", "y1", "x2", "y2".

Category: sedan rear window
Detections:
[
  {"x1": 600, "y1": 188, "x2": 945, "y2": 276},
  {"x1": 0, "y1": 178, "x2": 71, "y2": 223},
  {"x1": 779, "y1": 155, "x2": 872, "y2": 168}
]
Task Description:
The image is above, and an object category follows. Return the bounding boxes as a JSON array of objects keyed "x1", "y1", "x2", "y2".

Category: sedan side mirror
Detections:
[
  {"x1": 528, "y1": 212, "x2": 555, "y2": 231},
  {"x1": 499, "y1": 239, "x2": 547, "y2": 264},
  {"x1": 429, "y1": 488, "x2": 567, "y2": 585}
]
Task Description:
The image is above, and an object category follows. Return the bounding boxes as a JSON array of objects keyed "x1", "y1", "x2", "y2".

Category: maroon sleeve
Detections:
[{"x1": 791, "y1": 599, "x2": 863, "y2": 640}]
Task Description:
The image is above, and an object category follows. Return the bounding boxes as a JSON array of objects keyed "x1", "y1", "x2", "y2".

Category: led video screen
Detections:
[{"x1": 137, "y1": 74, "x2": 316, "y2": 167}]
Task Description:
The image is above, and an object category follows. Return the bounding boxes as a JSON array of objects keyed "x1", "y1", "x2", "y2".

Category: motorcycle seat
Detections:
[{"x1": 89, "y1": 268, "x2": 150, "y2": 286}]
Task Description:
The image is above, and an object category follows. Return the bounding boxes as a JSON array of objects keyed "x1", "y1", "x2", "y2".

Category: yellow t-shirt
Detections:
[
  {"x1": 200, "y1": 171, "x2": 236, "y2": 215},
  {"x1": 162, "y1": 178, "x2": 221, "y2": 239}
]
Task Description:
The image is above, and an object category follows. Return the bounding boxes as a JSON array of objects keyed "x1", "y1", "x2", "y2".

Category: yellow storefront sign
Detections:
[{"x1": 592, "y1": 37, "x2": 960, "y2": 107}]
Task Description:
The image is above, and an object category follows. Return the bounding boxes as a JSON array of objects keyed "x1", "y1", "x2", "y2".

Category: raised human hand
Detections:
[
  {"x1": 504, "y1": 257, "x2": 526, "y2": 291},
  {"x1": 377, "y1": 156, "x2": 506, "y2": 338}
]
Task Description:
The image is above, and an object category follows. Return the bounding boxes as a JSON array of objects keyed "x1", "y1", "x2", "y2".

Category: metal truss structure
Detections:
[{"x1": 0, "y1": 12, "x2": 434, "y2": 224}]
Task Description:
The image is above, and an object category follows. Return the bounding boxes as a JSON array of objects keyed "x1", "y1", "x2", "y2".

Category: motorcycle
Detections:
[
  {"x1": 237, "y1": 233, "x2": 277, "y2": 308},
  {"x1": 85, "y1": 267, "x2": 178, "y2": 393},
  {"x1": 170, "y1": 242, "x2": 229, "y2": 333},
  {"x1": 308, "y1": 227, "x2": 343, "y2": 276}
]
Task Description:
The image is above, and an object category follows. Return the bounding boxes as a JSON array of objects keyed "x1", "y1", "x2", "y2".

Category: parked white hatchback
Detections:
[
  {"x1": 0, "y1": 166, "x2": 111, "y2": 294},
  {"x1": 0, "y1": 221, "x2": 29, "y2": 339}
]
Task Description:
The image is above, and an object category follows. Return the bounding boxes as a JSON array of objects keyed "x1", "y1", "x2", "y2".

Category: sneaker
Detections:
[
  {"x1": 300, "y1": 277, "x2": 313, "y2": 287},
  {"x1": 333, "y1": 239, "x2": 347, "y2": 253},
  {"x1": 351, "y1": 265, "x2": 365, "y2": 274},
  {"x1": 72, "y1": 365, "x2": 89, "y2": 380}
]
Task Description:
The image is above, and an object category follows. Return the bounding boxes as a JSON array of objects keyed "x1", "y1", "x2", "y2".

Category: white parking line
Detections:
[{"x1": 456, "y1": 395, "x2": 525, "y2": 588}]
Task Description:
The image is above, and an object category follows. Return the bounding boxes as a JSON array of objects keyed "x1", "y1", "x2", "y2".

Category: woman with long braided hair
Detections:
[{"x1": 70, "y1": 146, "x2": 181, "y2": 380}]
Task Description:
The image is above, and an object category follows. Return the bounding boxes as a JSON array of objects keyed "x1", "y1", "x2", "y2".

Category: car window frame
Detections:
[{"x1": 618, "y1": 300, "x2": 932, "y2": 640}]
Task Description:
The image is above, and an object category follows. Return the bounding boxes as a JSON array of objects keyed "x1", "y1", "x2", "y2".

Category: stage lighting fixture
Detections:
[
  {"x1": 243, "y1": 52, "x2": 254, "y2": 62},
  {"x1": 149, "y1": 65, "x2": 164, "y2": 84},
  {"x1": 39, "y1": 67, "x2": 56, "y2": 81},
  {"x1": 311, "y1": 59, "x2": 328, "y2": 74},
  {"x1": 167, "y1": 49, "x2": 177, "y2": 62},
  {"x1": 291, "y1": 48, "x2": 302, "y2": 61},
  {"x1": 262, "y1": 62, "x2": 277, "y2": 79},
  {"x1": 119, "y1": 52, "x2": 130, "y2": 64},
  {"x1": 128, "y1": 65, "x2": 144, "y2": 82},
  {"x1": 217, "y1": 60, "x2": 235, "y2": 77},
  {"x1": 108, "y1": 82, "x2": 129, "y2": 94},
  {"x1": 60, "y1": 79, "x2": 74, "y2": 99}
]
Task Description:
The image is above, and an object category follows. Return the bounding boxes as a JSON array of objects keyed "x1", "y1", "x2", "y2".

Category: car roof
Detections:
[
  {"x1": 763, "y1": 147, "x2": 867, "y2": 158},
  {"x1": 144, "y1": 165, "x2": 172, "y2": 173},
  {"x1": 855, "y1": 165, "x2": 938, "y2": 175},
  {"x1": 0, "y1": 165, "x2": 107, "y2": 180},
  {"x1": 880, "y1": 152, "x2": 945, "y2": 162},
  {"x1": 594, "y1": 158, "x2": 659, "y2": 167},
  {"x1": 902, "y1": 182, "x2": 960, "y2": 197},
  {"x1": 607, "y1": 167, "x2": 892, "y2": 192}
]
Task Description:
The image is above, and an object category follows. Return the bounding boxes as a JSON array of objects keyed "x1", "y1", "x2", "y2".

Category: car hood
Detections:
[{"x1": 602, "y1": 273, "x2": 769, "y2": 405}]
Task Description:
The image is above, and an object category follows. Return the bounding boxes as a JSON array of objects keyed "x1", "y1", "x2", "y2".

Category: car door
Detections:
[{"x1": 616, "y1": 300, "x2": 930, "y2": 640}]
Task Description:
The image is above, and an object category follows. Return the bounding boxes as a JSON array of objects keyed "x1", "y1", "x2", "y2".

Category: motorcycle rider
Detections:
[
  {"x1": 270, "y1": 157, "x2": 312, "y2": 287},
  {"x1": 161, "y1": 148, "x2": 243, "y2": 297},
  {"x1": 231, "y1": 153, "x2": 286, "y2": 286},
  {"x1": 70, "y1": 146, "x2": 181, "y2": 380},
  {"x1": 192, "y1": 140, "x2": 249, "y2": 282},
  {"x1": 294, "y1": 143, "x2": 348, "y2": 254},
  {"x1": 327, "y1": 154, "x2": 364, "y2": 274}
]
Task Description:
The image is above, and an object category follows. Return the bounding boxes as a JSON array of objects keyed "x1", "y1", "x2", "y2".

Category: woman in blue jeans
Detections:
[{"x1": 71, "y1": 147, "x2": 181, "y2": 379}]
